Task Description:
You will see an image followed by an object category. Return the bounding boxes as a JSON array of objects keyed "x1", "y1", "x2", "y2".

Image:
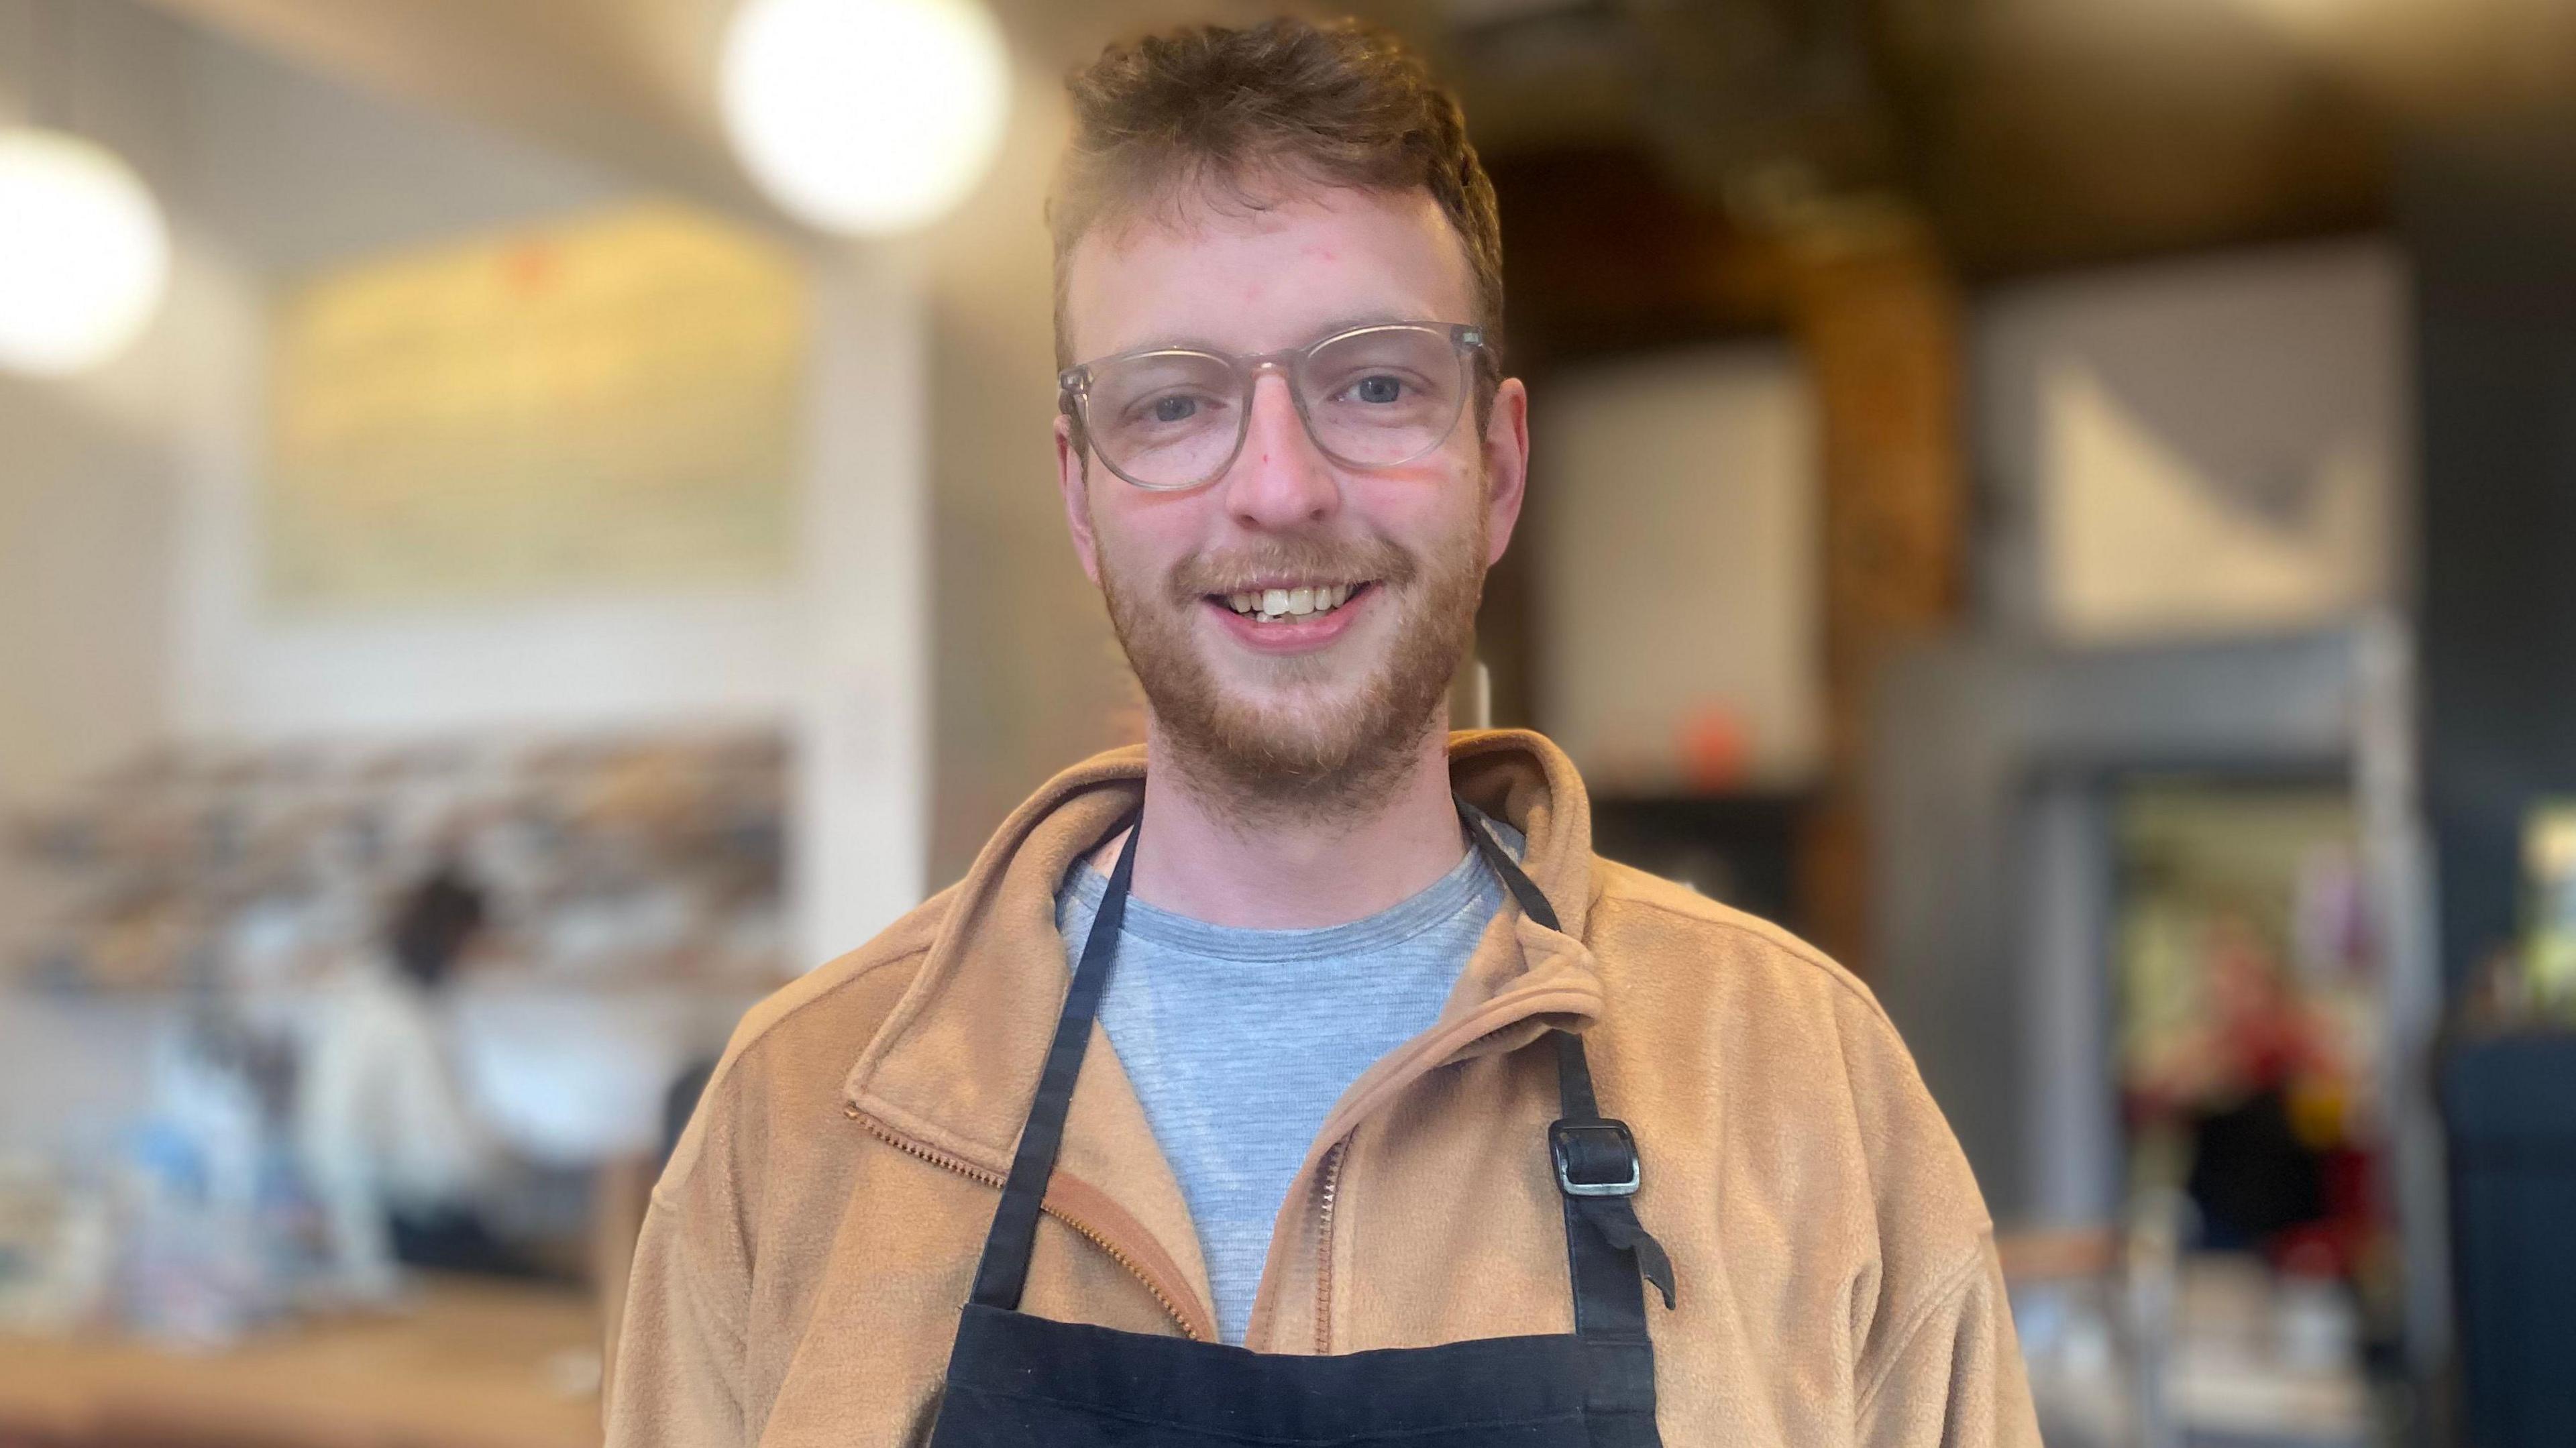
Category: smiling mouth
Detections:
[{"x1": 1208, "y1": 581, "x2": 1373, "y2": 625}]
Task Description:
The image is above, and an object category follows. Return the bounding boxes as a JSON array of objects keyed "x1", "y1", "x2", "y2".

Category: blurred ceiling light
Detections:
[
  {"x1": 718, "y1": 0, "x2": 1010, "y2": 235},
  {"x1": 0, "y1": 127, "x2": 170, "y2": 376}
]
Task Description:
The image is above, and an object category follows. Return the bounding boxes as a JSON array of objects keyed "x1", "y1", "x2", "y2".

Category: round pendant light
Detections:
[
  {"x1": 718, "y1": 0, "x2": 1011, "y2": 236},
  {"x1": 0, "y1": 126, "x2": 171, "y2": 376}
]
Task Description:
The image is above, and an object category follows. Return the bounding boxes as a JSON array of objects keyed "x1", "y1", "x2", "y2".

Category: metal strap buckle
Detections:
[{"x1": 1550, "y1": 1118, "x2": 1642, "y2": 1198}]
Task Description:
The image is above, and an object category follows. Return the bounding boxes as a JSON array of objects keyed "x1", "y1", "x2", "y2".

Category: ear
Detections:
[
  {"x1": 1479, "y1": 376, "x2": 1531, "y2": 568},
  {"x1": 1055, "y1": 413, "x2": 1103, "y2": 587}
]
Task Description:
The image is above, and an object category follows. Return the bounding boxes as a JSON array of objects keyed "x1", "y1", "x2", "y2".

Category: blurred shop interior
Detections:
[{"x1": 4, "y1": 0, "x2": 2576, "y2": 1444}]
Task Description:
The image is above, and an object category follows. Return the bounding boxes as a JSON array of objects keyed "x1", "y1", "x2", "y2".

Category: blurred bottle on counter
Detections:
[{"x1": 110, "y1": 1017, "x2": 296, "y2": 1346}]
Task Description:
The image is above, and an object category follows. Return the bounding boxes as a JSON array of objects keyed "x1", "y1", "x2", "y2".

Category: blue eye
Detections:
[
  {"x1": 1151, "y1": 395, "x2": 1199, "y2": 423},
  {"x1": 1352, "y1": 375, "x2": 1403, "y2": 404}
]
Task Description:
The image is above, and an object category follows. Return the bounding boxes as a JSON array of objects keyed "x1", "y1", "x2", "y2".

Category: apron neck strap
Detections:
[
  {"x1": 1456, "y1": 798, "x2": 1678, "y2": 1326},
  {"x1": 967, "y1": 807, "x2": 1142, "y2": 1311}
]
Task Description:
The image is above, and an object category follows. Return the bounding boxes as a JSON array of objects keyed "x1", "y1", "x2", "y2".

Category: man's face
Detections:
[{"x1": 1055, "y1": 184, "x2": 1529, "y2": 814}]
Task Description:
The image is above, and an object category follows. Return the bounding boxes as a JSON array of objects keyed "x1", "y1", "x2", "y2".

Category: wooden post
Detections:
[{"x1": 1777, "y1": 200, "x2": 1968, "y2": 974}]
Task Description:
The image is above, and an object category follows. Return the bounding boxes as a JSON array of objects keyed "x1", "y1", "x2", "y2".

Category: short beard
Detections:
[{"x1": 1098, "y1": 519, "x2": 1485, "y2": 831}]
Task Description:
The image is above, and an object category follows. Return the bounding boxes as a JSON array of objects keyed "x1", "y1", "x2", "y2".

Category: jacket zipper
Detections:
[
  {"x1": 1299, "y1": 1001, "x2": 1576, "y2": 1355},
  {"x1": 1310, "y1": 1137, "x2": 1349, "y2": 1354},
  {"x1": 845, "y1": 1106, "x2": 1205, "y2": 1341}
]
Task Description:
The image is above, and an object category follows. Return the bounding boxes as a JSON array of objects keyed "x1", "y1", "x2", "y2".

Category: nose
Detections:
[{"x1": 1218, "y1": 369, "x2": 1340, "y2": 531}]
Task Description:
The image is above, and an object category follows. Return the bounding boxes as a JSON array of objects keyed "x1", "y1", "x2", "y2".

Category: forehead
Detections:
[{"x1": 1063, "y1": 183, "x2": 1477, "y2": 362}]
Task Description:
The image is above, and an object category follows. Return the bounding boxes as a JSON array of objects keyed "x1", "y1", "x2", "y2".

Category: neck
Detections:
[{"x1": 1107, "y1": 712, "x2": 1468, "y2": 930}]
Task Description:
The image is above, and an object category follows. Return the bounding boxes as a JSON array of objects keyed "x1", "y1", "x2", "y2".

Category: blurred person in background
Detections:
[
  {"x1": 2129, "y1": 913, "x2": 2373, "y2": 1274},
  {"x1": 611, "y1": 16, "x2": 2034, "y2": 1446},
  {"x1": 298, "y1": 860, "x2": 515, "y2": 1301}
]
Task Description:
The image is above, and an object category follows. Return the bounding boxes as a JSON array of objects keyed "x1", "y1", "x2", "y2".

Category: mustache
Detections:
[{"x1": 1165, "y1": 535, "x2": 1419, "y2": 604}]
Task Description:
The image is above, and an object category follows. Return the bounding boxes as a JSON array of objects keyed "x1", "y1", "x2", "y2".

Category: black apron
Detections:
[{"x1": 926, "y1": 799, "x2": 1677, "y2": 1447}]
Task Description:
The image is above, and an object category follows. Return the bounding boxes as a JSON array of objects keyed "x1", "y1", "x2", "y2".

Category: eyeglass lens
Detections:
[{"x1": 1081, "y1": 327, "x2": 1470, "y2": 490}]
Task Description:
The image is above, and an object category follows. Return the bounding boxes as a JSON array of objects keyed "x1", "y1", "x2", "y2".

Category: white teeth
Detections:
[{"x1": 1224, "y1": 582, "x2": 1364, "y2": 622}]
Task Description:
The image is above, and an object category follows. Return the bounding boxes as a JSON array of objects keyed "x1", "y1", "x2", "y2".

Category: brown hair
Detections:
[{"x1": 1049, "y1": 16, "x2": 1503, "y2": 375}]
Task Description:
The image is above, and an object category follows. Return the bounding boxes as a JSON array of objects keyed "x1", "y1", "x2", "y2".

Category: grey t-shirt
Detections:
[{"x1": 1055, "y1": 816, "x2": 1521, "y2": 1345}]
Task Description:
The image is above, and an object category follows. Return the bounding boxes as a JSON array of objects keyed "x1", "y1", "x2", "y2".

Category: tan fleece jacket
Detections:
[{"x1": 607, "y1": 731, "x2": 2039, "y2": 1446}]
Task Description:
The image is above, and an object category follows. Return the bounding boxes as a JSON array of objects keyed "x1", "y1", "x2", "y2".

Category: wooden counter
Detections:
[{"x1": 0, "y1": 1277, "x2": 601, "y2": 1448}]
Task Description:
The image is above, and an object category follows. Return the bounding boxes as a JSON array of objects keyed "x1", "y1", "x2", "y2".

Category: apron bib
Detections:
[{"x1": 926, "y1": 800, "x2": 1675, "y2": 1447}]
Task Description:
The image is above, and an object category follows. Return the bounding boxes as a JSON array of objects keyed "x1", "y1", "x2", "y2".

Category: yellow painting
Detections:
[{"x1": 266, "y1": 203, "x2": 806, "y2": 608}]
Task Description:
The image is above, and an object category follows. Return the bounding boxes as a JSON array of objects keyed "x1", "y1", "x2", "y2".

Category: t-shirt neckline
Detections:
[{"x1": 1060, "y1": 809, "x2": 1522, "y2": 964}]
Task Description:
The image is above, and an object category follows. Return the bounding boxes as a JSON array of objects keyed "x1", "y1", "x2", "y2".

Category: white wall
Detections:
[
  {"x1": 794, "y1": 260, "x2": 930, "y2": 966},
  {"x1": 1535, "y1": 343, "x2": 1824, "y2": 792},
  {"x1": 1976, "y1": 239, "x2": 2410, "y2": 643}
]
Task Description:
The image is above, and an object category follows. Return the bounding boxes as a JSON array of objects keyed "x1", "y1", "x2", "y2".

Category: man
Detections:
[
  {"x1": 610, "y1": 17, "x2": 2037, "y2": 1446},
  {"x1": 300, "y1": 861, "x2": 507, "y2": 1300}
]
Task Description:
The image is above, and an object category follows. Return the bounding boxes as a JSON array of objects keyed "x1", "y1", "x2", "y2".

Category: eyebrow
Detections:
[{"x1": 1110, "y1": 313, "x2": 1440, "y2": 359}]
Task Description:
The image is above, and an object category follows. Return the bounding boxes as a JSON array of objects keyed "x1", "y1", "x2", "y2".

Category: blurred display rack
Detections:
[{"x1": 3, "y1": 727, "x2": 792, "y2": 997}]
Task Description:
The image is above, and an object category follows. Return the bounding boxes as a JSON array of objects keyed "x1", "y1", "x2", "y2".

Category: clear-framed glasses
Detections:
[{"x1": 1059, "y1": 321, "x2": 1491, "y2": 492}]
